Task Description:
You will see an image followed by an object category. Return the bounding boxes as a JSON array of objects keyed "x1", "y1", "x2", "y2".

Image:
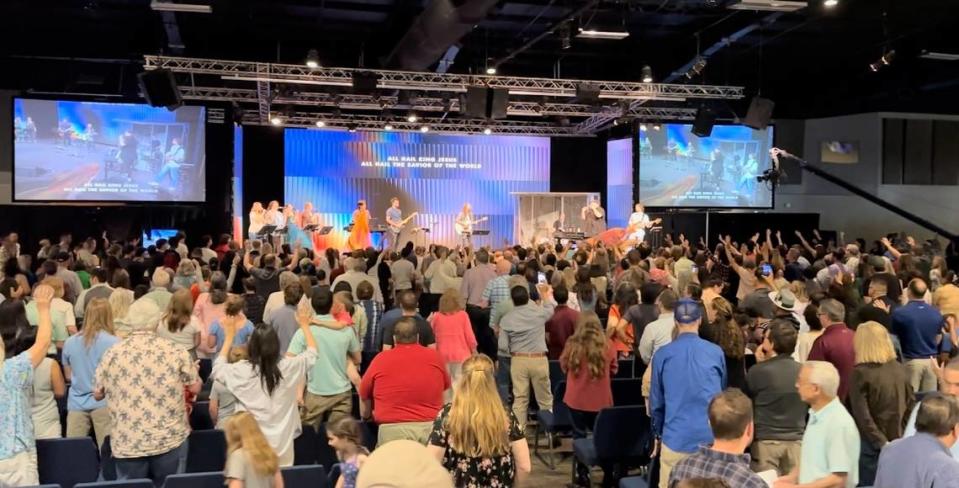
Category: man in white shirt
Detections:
[
  {"x1": 199, "y1": 235, "x2": 218, "y2": 264},
  {"x1": 638, "y1": 289, "x2": 679, "y2": 365}
]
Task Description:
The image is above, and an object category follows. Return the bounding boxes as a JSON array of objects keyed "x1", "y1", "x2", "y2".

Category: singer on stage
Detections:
[
  {"x1": 581, "y1": 196, "x2": 606, "y2": 237},
  {"x1": 348, "y1": 200, "x2": 372, "y2": 250}
]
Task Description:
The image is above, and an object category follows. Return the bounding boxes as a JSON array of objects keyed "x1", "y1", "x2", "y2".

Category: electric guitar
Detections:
[
  {"x1": 626, "y1": 217, "x2": 662, "y2": 234},
  {"x1": 388, "y1": 211, "x2": 418, "y2": 233},
  {"x1": 455, "y1": 216, "x2": 488, "y2": 235}
]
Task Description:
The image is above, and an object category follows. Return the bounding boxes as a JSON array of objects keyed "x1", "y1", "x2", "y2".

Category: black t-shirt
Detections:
[{"x1": 379, "y1": 309, "x2": 436, "y2": 348}]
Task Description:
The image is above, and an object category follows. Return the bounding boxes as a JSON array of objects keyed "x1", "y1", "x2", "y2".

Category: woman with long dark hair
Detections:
[
  {"x1": 572, "y1": 267, "x2": 598, "y2": 313},
  {"x1": 212, "y1": 310, "x2": 317, "y2": 467},
  {"x1": 607, "y1": 283, "x2": 638, "y2": 358}
]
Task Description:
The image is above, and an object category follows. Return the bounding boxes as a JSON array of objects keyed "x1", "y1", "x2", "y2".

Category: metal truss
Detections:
[
  {"x1": 180, "y1": 86, "x2": 700, "y2": 120},
  {"x1": 259, "y1": 111, "x2": 586, "y2": 137},
  {"x1": 145, "y1": 55, "x2": 744, "y2": 101}
]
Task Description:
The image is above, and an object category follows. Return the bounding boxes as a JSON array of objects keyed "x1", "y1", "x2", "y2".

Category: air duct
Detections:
[{"x1": 384, "y1": 0, "x2": 499, "y2": 71}]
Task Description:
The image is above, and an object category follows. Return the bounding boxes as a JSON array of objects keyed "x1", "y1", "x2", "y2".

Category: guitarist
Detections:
[
  {"x1": 455, "y1": 203, "x2": 479, "y2": 249},
  {"x1": 384, "y1": 197, "x2": 406, "y2": 251},
  {"x1": 627, "y1": 203, "x2": 661, "y2": 244}
]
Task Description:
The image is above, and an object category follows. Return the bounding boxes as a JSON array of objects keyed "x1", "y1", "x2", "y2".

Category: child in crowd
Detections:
[
  {"x1": 224, "y1": 412, "x2": 284, "y2": 488},
  {"x1": 327, "y1": 417, "x2": 368, "y2": 488},
  {"x1": 211, "y1": 346, "x2": 248, "y2": 429}
]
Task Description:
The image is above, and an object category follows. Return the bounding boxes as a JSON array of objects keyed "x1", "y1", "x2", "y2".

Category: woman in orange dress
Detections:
[{"x1": 347, "y1": 200, "x2": 372, "y2": 250}]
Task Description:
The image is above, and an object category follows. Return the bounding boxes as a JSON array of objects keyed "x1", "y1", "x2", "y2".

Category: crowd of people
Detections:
[{"x1": 2, "y1": 225, "x2": 959, "y2": 488}]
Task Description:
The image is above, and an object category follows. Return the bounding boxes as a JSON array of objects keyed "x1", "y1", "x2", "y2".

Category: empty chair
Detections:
[
  {"x1": 615, "y1": 359, "x2": 634, "y2": 379},
  {"x1": 294, "y1": 424, "x2": 319, "y2": 466},
  {"x1": 190, "y1": 402, "x2": 214, "y2": 430},
  {"x1": 186, "y1": 430, "x2": 226, "y2": 473},
  {"x1": 533, "y1": 380, "x2": 573, "y2": 470},
  {"x1": 197, "y1": 359, "x2": 213, "y2": 384},
  {"x1": 37, "y1": 437, "x2": 100, "y2": 488},
  {"x1": 611, "y1": 378, "x2": 644, "y2": 406},
  {"x1": 163, "y1": 472, "x2": 224, "y2": 488},
  {"x1": 572, "y1": 406, "x2": 652, "y2": 487},
  {"x1": 281, "y1": 465, "x2": 328, "y2": 488},
  {"x1": 619, "y1": 476, "x2": 650, "y2": 488},
  {"x1": 75, "y1": 479, "x2": 155, "y2": 488}
]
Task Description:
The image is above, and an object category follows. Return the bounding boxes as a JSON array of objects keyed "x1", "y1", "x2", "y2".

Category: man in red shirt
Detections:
[
  {"x1": 360, "y1": 317, "x2": 450, "y2": 446},
  {"x1": 807, "y1": 298, "x2": 856, "y2": 401},
  {"x1": 546, "y1": 286, "x2": 579, "y2": 359}
]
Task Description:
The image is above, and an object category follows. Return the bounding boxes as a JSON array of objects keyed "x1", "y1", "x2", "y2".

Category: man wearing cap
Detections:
[
  {"x1": 94, "y1": 299, "x2": 201, "y2": 486},
  {"x1": 53, "y1": 251, "x2": 84, "y2": 305},
  {"x1": 650, "y1": 297, "x2": 727, "y2": 487}
]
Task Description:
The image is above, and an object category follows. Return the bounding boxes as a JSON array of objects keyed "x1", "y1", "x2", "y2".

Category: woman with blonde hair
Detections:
[
  {"x1": 427, "y1": 354, "x2": 530, "y2": 487},
  {"x1": 156, "y1": 289, "x2": 202, "y2": 360},
  {"x1": 249, "y1": 202, "x2": 266, "y2": 241},
  {"x1": 62, "y1": 298, "x2": 120, "y2": 448},
  {"x1": 429, "y1": 288, "x2": 477, "y2": 391},
  {"x1": 223, "y1": 412, "x2": 283, "y2": 488},
  {"x1": 109, "y1": 288, "x2": 135, "y2": 337},
  {"x1": 848, "y1": 321, "x2": 915, "y2": 486}
]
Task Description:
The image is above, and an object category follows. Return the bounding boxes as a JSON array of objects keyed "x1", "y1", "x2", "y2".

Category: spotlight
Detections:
[
  {"x1": 653, "y1": 124, "x2": 661, "y2": 131},
  {"x1": 305, "y1": 49, "x2": 320, "y2": 68},
  {"x1": 869, "y1": 62, "x2": 881, "y2": 72},
  {"x1": 483, "y1": 128, "x2": 492, "y2": 135},
  {"x1": 685, "y1": 57, "x2": 707, "y2": 79},
  {"x1": 881, "y1": 50, "x2": 896, "y2": 65},
  {"x1": 420, "y1": 125, "x2": 430, "y2": 133},
  {"x1": 407, "y1": 112, "x2": 418, "y2": 123},
  {"x1": 823, "y1": 0, "x2": 838, "y2": 7},
  {"x1": 347, "y1": 124, "x2": 357, "y2": 133},
  {"x1": 641, "y1": 65, "x2": 653, "y2": 83},
  {"x1": 270, "y1": 114, "x2": 283, "y2": 126},
  {"x1": 612, "y1": 119, "x2": 619, "y2": 126},
  {"x1": 639, "y1": 123, "x2": 647, "y2": 131},
  {"x1": 315, "y1": 120, "x2": 325, "y2": 128},
  {"x1": 384, "y1": 123, "x2": 394, "y2": 131},
  {"x1": 486, "y1": 67, "x2": 497, "y2": 75}
]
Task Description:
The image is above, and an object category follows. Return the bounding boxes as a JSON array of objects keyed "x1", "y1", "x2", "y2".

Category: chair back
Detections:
[
  {"x1": 164, "y1": 472, "x2": 224, "y2": 488},
  {"x1": 294, "y1": 423, "x2": 319, "y2": 466},
  {"x1": 615, "y1": 359, "x2": 634, "y2": 379},
  {"x1": 592, "y1": 405, "x2": 651, "y2": 462},
  {"x1": 76, "y1": 479, "x2": 155, "y2": 488},
  {"x1": 281, "y1": 465, "x2": 328, "y2": 488},
  {"x1": 611, "y1": 378, "x2": 644, "y2": 406},
  {"x1": 190, "y1": 401, "x2": 214, "y2": 430},
  {"x1": 186, "y1": 430, "x2": 227, "y2": 473},
  {"x1": 550, "y1": 380, "x2": 573, "y2": 430},
  {"x1": 37, "y1": 437, "x2": 100, "y2": 488}
]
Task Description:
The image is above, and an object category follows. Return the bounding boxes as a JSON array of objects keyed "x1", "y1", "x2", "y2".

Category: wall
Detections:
[{"x1": 774, "y1": 112, "x2": 959, "y2": 242}]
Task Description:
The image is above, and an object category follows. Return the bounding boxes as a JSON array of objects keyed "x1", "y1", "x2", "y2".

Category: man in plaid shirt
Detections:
[{"x1": 668, "y1": 389, "x2": 767, "y2": 488}]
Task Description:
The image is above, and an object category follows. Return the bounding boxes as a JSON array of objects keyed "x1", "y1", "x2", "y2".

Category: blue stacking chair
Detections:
[
  {"x1": 611, "y1": 378, "x2": 645, "y2": 406},
  {"x1": 619, "y1": 476, "x2": 650, "y2": 488},
  {"x1": 75, "y1": 480, "x2": 154, "y2": 488},
  {"x1": 186, "y1": 430, "x2": 226, "y2": 473},
  {"x1": 282, "y1": 465, "x2": 328, "y2": 488},
  {"x1": 37, "y1": 438, "x2": 100, "y2": 488},
  {"x1": 190, "y1": 401, "x2": 215, "y2": 430},
  {"x1": 615, "y1": 359, "x2": 635, "y2": 379},
  {"x1": 572, "y1": 406, "x2": 652, "y2": 488},
  {"x1": 164, "y1": 472, "x2": 223, "y2": 488},
  {"x1": 327, "y1": 464, "x2": 342, "y2": 488},
  {"x1": 198, "y1": 359, "x2": 213, "y2": 383},
  {"x1": 533, "y1": 380, "x2": 573, "y2": 470},
  {"x1": 294, "y1": 423, "x2": 319, "y2": 466}
]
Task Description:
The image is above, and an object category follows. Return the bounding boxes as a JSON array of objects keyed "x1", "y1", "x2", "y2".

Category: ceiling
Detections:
[{"x1": 1, "y1": 0, "x2": 958, "y2": 124}]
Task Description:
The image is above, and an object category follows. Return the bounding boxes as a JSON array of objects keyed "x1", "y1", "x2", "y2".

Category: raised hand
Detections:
[
  {"x1": 33, "y1": 284, "x2": 55, "y2": 308},
  {"x1": 794, "y1": 230, "x2": 803, "y2": 238}
]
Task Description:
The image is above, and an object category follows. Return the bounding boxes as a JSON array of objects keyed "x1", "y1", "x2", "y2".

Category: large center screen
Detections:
[
  {"x1": 639, "y1": 124, "x2": 773, "y2": 208},
  {"x1": 284, "y1": 130, "x2": 550, "y2": 248},
  {"x1": 13, "y1": 98, "x2": 206, "y2": 202}
]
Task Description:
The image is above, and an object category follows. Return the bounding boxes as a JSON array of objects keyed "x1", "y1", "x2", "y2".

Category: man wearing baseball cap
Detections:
[{"x1": 650, "y1": 297, "x2": 727, "y2": 487}]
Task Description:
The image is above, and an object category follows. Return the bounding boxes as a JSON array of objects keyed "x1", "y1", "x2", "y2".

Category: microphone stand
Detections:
[{"x1": 770, "y1": 148, "x2": 958, "y2": 242}]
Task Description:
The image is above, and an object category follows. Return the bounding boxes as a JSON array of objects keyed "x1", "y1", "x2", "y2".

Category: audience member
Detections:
[
  {"x1": 268, "y1": 282, "x2": 305, "y2": 353},
  {"x1": 623, "y1": 282, "x2": 663, "y2": 360},
  {"x1": 208, "y1": 295, "x2": 255, "y2": 354},
  {"x1": 223, "y1": 412, "x2": 283, "y2": 488},
  {"x1": 638, "y1": 288, "x2": 679, "y2": 365},
  {"x1": 489, "y1": 275, "x2": 528, "y2": 403},
  {"x1": 545, "y1": 286, "x2": 579, "y2": 360},
  {"x1": 355, "y1": 439, "x2": 454, "y2": 488},
  {"x1": 460, "y1": 249, "x2": 496, "y2": 308},
  {"x1": 390, "y1": 251, "x2": 418, "y2": 302},
  {"x1": 94, "y1": 298, "x2": 201, "y2": 485},
  {"x1": 606, "y1": 282, "x2": 638, "y2": 358},
  {"x1": 74, "y1": 267, "x2": 113, "y2": 320},
  {"x1": 701, "y1": 297, "x2": 747, "y2": 389},
  {"x1": 427, "y1": 354, "x2": 531, "y2": 487},
  {"x1": 213, "y1": 309, "x2": 317, "y2": 466},
  {"x1": 776, "y1": 361, "x2": 860, "y2": 488},
  {"x1": 429, "y1": 288, "x2": 477, "y2": 389},
  {"x1": 903, "y1": 357, "x2": 959, "y2": 458},
  {"x1": 242, "y1": 276, "x2": 267, "y2": 325},
  {"x1": 651, "y1": 298, "x2": 727, "y2": 486},
  {"x1": 210, "y1": 346, "x2": 247, "y2": 429},
  {"x1": 807, "y1": 298, "x2": 855, "y2": 401},
  {"x1": 745, "y1": 320, "x2": 805, "y2": 475},
  {"x1": 873, "y1": 392, "x2": 959, "y2": 488},
  {"x1": 380, "y1": 290, "x2": 436, "y2": 349},
  {"x1": 25, "y1": 276, "x2": 75, "y2": 353},
  {"x1": 333, "y1": 257, "x2": 384, "y2": 304},
  {"x1": 499, "y1": 284, "x2": 555, "y2": 430},
  {"x1": 360, "y1": 317, "x2": 450, "y2": 446},
  {"x1": 327, "y1": 417, "x2": 369, "y2": 488},
  {"x1": 263, "y1": 271, "x2": 301, "y2": 324},
  {"x1": 156, "y1": 289, "x2": 202, "y2": 360},
  {"x1": 245, "y1": 252, "x2": 281, "y2": 298},
  {"x1": 669, "y1": 389, "x2": 767, "y2": 488},
  {"x1": 356, "y1": 280, "x2": 385, "y2": 370},
  {"x1": 141, "y1": 267, "x2": 173, "y2": 311},
  {"x1": 892, "y1": 278, "x2": 945, "y2": 393}
]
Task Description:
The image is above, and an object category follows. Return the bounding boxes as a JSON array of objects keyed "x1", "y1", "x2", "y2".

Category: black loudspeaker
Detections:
[
  {"x1": 462, "y1": 86, "x2": 509, "y2": 119},
  {"x1": 489, "y1": 88, "x2": 509, "y2": 119},
  {"x1": 352, "y1": 71, "x2": 380, "y2": 94},
  {"x1": 464, "y1": 86, "x2": 488, "y2": 119},
  {"x1": 575, "y1": 83, "x2": 601, "y2": 104},
  {"x1": 137, "y1": 69, "x2": 182, "y2": 110},
  {"x1": 744, "y1": 97, "x2": 775, "y2": 130},
  {"x1": 692, "y1": 105, "x2": 716, "y2": 137}
]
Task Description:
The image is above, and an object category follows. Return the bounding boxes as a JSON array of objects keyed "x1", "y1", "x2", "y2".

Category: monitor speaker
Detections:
[
  {"x1": 744, "y1": 97, "x2": 775, "y2": 130},
  {"x1": 464, "y1": 86, "x2": 488, "y2": 119},
  {"x1": 692, "y1": 105, "x2": 716, "y2": 137},
  {"x1": 137, "y1": 69, "x2": 182, "y2": 110}
]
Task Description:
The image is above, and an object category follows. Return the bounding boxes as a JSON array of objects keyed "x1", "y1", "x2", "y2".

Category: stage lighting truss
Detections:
[{"x1": 145, "y1": 55, "x2": 743, "y2": 134}]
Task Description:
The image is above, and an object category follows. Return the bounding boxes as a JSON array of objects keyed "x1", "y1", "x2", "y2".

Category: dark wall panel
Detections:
[
  {"x1": 773, "y1": 119, "x2": 805, "y2": 185},
  {"x1": 241, "y1": 125, "x2": 285, "y2": 219},
  {"x1": 933, "y1": 121, "x2": 959, "y2": 185},
  {"x1": 903, "y1": 119, "x2": 933, "y2": 185},
  {"x1": 550, "y1": 137, "x2": 607, "y2": 200},
  {"x1": 882, "y1": 118, "x2": 904, "y2": 184}
]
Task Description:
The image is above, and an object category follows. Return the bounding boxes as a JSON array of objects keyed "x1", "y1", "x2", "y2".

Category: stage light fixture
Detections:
[
  {"x1": 347, "y1": 124, "x2": 357, "y2": 133},
  {"x1": 653, "y1": 124, "x2": 661, "y2": 131},
  {"x1": 384, "y1": 123, "x2": 394, "y2": 131},
  {"x1": 576, "y1": 27, "x2": 630, "y2": 40},
  {"x1": 305, "y1": 49, "x2": 320, "y2": 68},
  {"x1": 640, "y1": 123, "x2": 648, "y2": 131},
  {"x1": 483, "y1": 128, "x2": 492, "y2": 135},
  {"x1": 315, "y1": 120, "x2": 325, "y2": 128},
  {"x1": 486, "y1": 67, "x2": 497, "y2": 75},
  {"x1": 270, "y1": 114, "x2": 283, "y2": 126},
  {"x1": 641, "y1": 65, "x2": 653, "y2": 83},
  {"x1": 420, "y1": 125, "x2": 430, "y2": 132},
  {"x1": 407, "y1": 112, "x2": 418, "y2": 123},
  {"x1": 824, "y1": 0, "x2": 838, "y2": 7},
  {"x1": 685, "y1": 57, "x2": 707, "y2": 79}
]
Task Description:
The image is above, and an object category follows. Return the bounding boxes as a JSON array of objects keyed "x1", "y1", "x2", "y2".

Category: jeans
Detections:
[
  {"x1": 496, "y1": 355, "x2": 512, "y2": 406},
  {"x1": 383, "y1": 230, "x2": 400, "y2": 251},
  {"x1": 155, "y1": 162, "x2": 180, "y2": 186},
  {"x1": 115, "y1": 439, "x2": 188, "y2": 487},
  {"x1": 569, "y1": 408, "x2": 598, "y2": 440}
]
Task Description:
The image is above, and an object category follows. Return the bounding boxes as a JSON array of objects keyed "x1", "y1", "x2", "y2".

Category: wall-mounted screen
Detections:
[
  {"x1": 13, "y1": 98, "x2": 206, "y2": 202},
  {"x1": 638, "y1": 124, "x2": 774, "y2": 208},
  {"x1": 821, "y1": 140, "x2": 860, "y2": 164}
]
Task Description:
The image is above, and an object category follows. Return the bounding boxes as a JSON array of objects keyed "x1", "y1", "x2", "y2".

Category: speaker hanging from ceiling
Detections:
[
  {"x1": 692, "y1": 104, "x2": 717, "y2": 137},
  {"x1": 137, "y1": 68, "x2": 183, "y2": 110},
  {"x1": 744, "y1": 97, "x2": 775, "y2": 130},
  {"x1": 462, "y1": 86, "x2": 510, "y2": 120}
]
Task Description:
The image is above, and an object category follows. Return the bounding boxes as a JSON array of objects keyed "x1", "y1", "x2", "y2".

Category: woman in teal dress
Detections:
[{"x1": 284, "y1": 205, "x2": 314, "y2": 251}]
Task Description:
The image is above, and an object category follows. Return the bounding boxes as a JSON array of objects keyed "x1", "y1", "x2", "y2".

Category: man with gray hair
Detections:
[
  {"x1": 94, "y1": 299, "x2": 201, "y2": 486},
  {"x1": 774, "y1": 361, "x2": 859, "y2": 488},
  {"x1": 332, "y1": 256, "x2": 383, "y2": 304},
  {"x1": 903, "y1": 357, "x2": 959, "y2": 458},
  {"x1": 874, "y1": 392, "x2": 959, "y2": 488},
  {"x1": 141, "y1": 267, "x2": 173, "y2": 311},
  {"x1": 263, "y1": 271, "x2": 303, "y2": 324},
  {"x1": 807, "y1": 298, "x2": 855, "y2": 401}
]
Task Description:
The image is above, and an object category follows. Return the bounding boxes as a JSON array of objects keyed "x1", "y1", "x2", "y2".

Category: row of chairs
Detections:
[{"x1": 29, "y1": 465, "x2": 329, "y2": 488}]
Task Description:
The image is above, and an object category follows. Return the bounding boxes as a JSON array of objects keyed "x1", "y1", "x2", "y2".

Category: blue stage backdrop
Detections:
[
  {"x1": 284, "y1": 129, "x2": 551, "y2": 249},
  {"x1": 606, "y1": 138, "x2": 633, "y2": 228}
]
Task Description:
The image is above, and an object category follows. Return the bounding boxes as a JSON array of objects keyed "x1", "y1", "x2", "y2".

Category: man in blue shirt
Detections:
[
  {"x1": 874, "y1": 392, "x2": 959, "y2": 488},
  {"x1": 892, "y1": 279, "x2": 944, "y2": 393},
  {"x1": 384, "y1": 197, "x2": 404, "y2": 251},
  {"x1": 651, "y1": 298, "x2": 726, "y2": 487}
]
